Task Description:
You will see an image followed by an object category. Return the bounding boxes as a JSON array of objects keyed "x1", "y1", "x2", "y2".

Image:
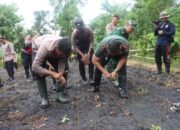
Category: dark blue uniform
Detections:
[{"x1": 154, "y1": 21, "x2": 175, "y2": 73}]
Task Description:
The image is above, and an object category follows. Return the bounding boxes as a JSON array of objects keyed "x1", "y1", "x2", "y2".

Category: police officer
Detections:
[
  {"x1": 0, "y1": 36, "x2": 16, "y2": 81},
  {"x1": 153, "y1": 11, "x2": 176, "y2": 74},
  {"x1": 21, "y1": 35, "x2": 32, "y2": 82},
  {"x1": 91, "y1": 35, "x2": 129, "y2": 98},
  {"x1": 71, "y1": 18, "x2": 94, "y2": 85},
  {"x1": 32, "y1": 34, "x2": 72, "y2": 108}
]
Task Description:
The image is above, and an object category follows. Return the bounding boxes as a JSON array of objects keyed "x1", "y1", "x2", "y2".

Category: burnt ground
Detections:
[{"x1": 0, "y1": 60, "x2": 180, "y2": 130}]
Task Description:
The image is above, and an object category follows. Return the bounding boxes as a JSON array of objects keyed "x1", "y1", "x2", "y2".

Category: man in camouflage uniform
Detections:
[
  {"x1": 107, "y1": 20, "x2": 136, "y2": 87},
  {"x1": 91, "y1": 35, "x2": 129, "y2": 98}
]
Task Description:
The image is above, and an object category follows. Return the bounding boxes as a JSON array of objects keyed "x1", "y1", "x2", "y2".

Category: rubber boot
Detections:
[
  {"x1": 91, "y1": 85, "x2": 100, "y2": 92},
  {"x1": 0, "y1": 78, "x2": 3, "y2": 87},
  {"x1": 36, "y1": 79, "x2": 49, "y2": 108},
  {"x1": 118, "y1": 76, "x2": 128, "y2": 98},
  {"x1": 56, "y1": 83, "x2": 69, "y2": 103},
  {"x1": 157, "y1": 64, "x2": 162, "y2": 74},
  {"x1": 165, "y1": 63, "x2": 170, "y2": 74}
]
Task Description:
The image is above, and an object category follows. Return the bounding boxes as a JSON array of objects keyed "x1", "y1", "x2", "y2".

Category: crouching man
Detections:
[
  {"x1": 92, "y1": 35, "x2": 129, "y2": 98},
  {"x1": 32, "y1": 34, "x2": 72, "y2": 108}
]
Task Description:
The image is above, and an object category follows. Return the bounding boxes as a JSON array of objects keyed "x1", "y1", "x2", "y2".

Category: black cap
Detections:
[{"x1": 74, "y1": 17, "x2": 84, "y2": 29}]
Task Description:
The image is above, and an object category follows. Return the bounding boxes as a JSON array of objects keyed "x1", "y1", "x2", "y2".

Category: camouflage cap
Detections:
[
  {"x1": 160, "y1": 11, "x2": 170, "y2": 19},
  {"x1": 127, "y1": 20, "x2": 137, "y2": 29}
]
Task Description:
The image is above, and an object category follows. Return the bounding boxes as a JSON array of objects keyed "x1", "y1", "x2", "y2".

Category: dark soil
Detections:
[{"x1": 0, "y1": 61, "x2": 180, "y2": 130}]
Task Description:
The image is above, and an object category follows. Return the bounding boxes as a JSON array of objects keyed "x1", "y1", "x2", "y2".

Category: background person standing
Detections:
[
  {"x1": 21, "y1": 35, "x2": 32, "y2": 82},
  {"x1": 153, "y1": 11, "x2": 176, "y2": 74},
  {"x1": 106, "y1": 14, "x2": 119, "y2": 35},
  {"x1": 0, "y1": 35, "x2": 16, "y2": 81}
]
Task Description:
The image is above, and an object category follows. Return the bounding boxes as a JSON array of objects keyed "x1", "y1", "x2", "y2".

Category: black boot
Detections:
[
  {"x1": 91, "y1": 85, "x2": 100, "y2": 92},
  {"x1": 157, "y1": 64, "x2": 162, "y2": 74},
  {"x1": 0, "y1": 78, "x2": 3, "y2": 87},
  {"x1": 91, "y1": 86, "x2": 99, "y2": 92},
  {"x1": 118, "y1": 76, "x2": 128, "y2": 98},
  {"x1": 165, "y1": 63, "x2": 170, "y2": 74},
  {"x1": 0, "y1": 84, "x2": 3, "y2": 87}
]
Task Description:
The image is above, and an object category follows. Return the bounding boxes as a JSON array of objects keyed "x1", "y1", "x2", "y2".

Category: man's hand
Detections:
[
  {"x1": 81, "y1": 54, "x2": 90, "y2": 65},
  {"x1": 57, "y1": 76, "x2": 66, "y2": 86},
  {"x1": 110, "y1": 71, "x2": 117, "y2": 80},
  {"x1": 158, "y1": 30, "x2": 163, "y2": 35},
  {"x1": 103, "y1": 71, "x2": 111, "y2": 79},
  {"x1": 52, "y1": 72, "x2": 63, "y2": 80}
]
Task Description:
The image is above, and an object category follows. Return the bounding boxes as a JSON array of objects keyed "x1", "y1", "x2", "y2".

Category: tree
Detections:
[
  {"x1": 0, "y1": 4, "x2": 25, "y2": 53},
  {"x1": 32, "y1": 10, "x2": 54, "y2": 34},
  {"x1": 132, "y1": 0, "x2": 175, "y2": 38},
  {"x1": 49, "y1": 0, "x2": 86, "y2": 37}
]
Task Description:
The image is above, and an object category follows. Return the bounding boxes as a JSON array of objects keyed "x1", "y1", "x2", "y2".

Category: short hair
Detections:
[
  {"x1": 107, "y1": 38, "x2": 128, "y2": 55},
  {"x1": 107, "y1": 39, "x2": 121, "y2": 54},
  {"x1": 113, "y1": 14, "x2": 119, "y2": 19},
  {"x1": 57, "y1": 38, "x2": 72, "y2": 56}
]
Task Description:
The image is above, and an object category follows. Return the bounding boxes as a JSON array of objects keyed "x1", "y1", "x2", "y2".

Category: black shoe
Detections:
[
  {"x1": 0, "y1": 84, "x2": 3, "y2": 87},
  {"x1": 157, "y1": 70, "x2": 162, "y2": 74},
  {"x1": 91, "y1": 86, "x2": 99, "y2": 92},
  {"x1": 119, "y1": 89, "x2": 128, "y2": 98}
]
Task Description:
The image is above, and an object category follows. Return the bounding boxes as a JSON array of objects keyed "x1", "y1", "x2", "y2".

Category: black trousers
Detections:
[
  {"x1": 22, "y1": 52, "x2": 32, "y2": 78},
  {"x1": 5, "y1": 60, "x2": 14, "y2": 78},
  {"x1": 155, "y1": 44, "x2": 171, "y2": 72},
  {"x1": 77, "y1": 49, "x2": 94, "y2": 81},
  {"x1": 93, "y1": 55, "x2": 127, "y2": 89}
]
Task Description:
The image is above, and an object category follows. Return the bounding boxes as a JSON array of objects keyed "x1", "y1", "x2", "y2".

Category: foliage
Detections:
[
  {"x1": 90, "y1": 14, "x2": 109, "y2": 48},
  {"x1": 0, "y1": 4, "x2": 25, "y2": 53},
  {"x1": 132, "y1": 0, "x2": 175, "y2": 38},
  {"x1": 90, "y1": 2, "x2": 130, "y2": 47},
  {"x1": 150, "y1": 125, "x2": 162, "y2": 130},
  {"x1": 132, "y1": 32, "x2": 156, "y2": 56},
  {"x1": 49, "y1": 0, "x2": 86, "y2": 38},
  {"x1": 31, "y1": 10, "x2": 53, "y2": 34}
]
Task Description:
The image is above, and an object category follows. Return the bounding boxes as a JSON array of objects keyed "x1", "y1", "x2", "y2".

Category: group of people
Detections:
[
  {"x1": 31, "y1": 16, "x2": 136, "y2": 108},
  {"x1": 0, "y1": 11, "x2": 175, "y2": 109}
]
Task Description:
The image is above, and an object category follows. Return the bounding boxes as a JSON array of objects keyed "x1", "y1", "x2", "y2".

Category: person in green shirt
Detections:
[
  {"x1": 109, "y1": 20, "x2": 136, "y2": 39},
  {"x1": 107, "y1": 20, "x2": 136, "y2": 87},
  {"x1": 91, "y1": 35, "x2": 129, "y2": 98}
]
